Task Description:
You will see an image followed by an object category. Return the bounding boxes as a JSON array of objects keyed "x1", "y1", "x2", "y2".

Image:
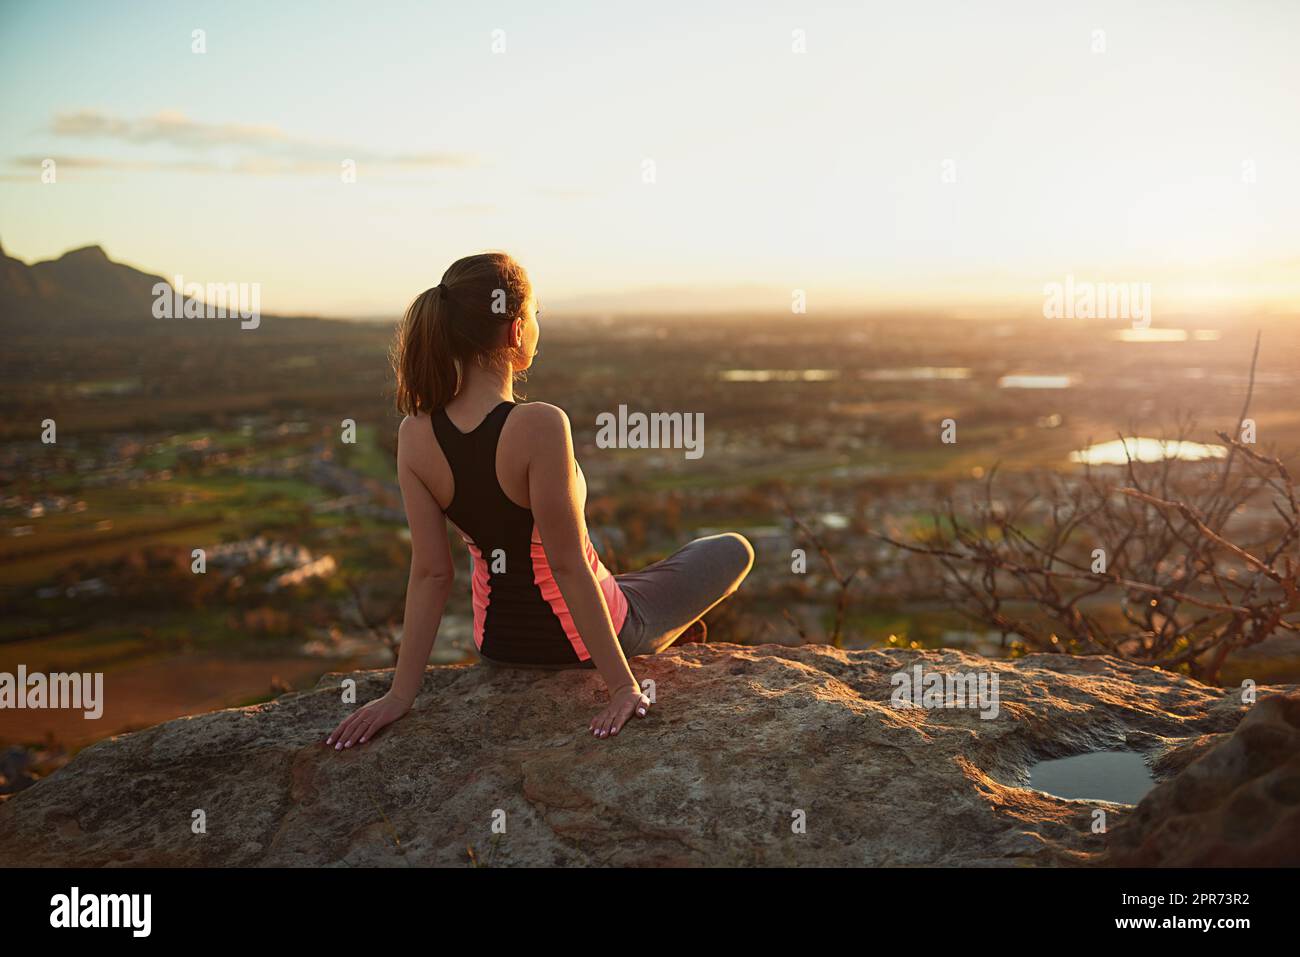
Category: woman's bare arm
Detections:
[
  {"x1": 525, "y1": 404, "x2": 650, "y2": 738},
  {"x1": 327, "y1": 415, "x2": 454, "y2": 748},
  {"x1": 387, "y1": 419, "x2": 456, "y2": 702}
]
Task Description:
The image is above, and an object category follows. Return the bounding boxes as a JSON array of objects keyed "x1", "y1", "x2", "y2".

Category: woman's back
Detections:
[
  {"x1": 424, "y1": 398, "x2": 627, "y2": 666},
  {"x1": 329, "y1": 251, "x2": 749, "y2": 747}
]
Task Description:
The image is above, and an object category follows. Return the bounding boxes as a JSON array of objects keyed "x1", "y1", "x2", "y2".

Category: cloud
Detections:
[
  {"x1": 13, "y1": 154, "x2": 212, "y2": 171},
  {"x1": 31, "y1": 109, "x2": 478, "y2": 175},
  {"x1": 51, "y1": 109, "x2": 288, "y2": 149}
]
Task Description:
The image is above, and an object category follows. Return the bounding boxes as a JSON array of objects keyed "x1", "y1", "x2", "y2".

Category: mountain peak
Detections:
[
  {"x1": 3, "y1": 242, "x2": 169, "y2": 322},
  {"x1": 60, "y1": 244, "x2": 110, "y2": 262}
]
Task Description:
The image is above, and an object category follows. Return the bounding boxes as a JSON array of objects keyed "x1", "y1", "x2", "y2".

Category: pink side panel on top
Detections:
[
  {"x1": 464, "y1": 539, "x2": 490, "y2": 649},
  {"x1": 530, "y1": 529, "x2": 628, "y2": 662}
]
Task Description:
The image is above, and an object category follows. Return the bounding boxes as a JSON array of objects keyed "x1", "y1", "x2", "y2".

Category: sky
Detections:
[{"x1": 2, "y1": 0, "x2": 1298, "y2": 318}]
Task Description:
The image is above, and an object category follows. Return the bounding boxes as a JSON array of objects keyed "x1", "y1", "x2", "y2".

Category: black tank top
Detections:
[{"x1": 431, "y1": 401, "x2": 579, "y2": 665}]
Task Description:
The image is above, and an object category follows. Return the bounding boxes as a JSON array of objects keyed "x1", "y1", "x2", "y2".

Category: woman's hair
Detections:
[{"x1": 391, "y1": 252, "x2": 531, "y2": 414}]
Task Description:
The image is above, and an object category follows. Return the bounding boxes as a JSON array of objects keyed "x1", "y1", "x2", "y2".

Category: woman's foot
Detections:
[{"x1": 671, "y1": 619, "x2": 707, "y2": 646}]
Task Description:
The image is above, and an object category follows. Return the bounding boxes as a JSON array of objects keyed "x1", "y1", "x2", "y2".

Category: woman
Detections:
[{"x1": 327, "y1": 252, "x2": 753, "y2": 747}]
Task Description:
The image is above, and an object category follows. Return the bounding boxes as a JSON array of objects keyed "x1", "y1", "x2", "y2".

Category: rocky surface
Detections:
[
  {"x1": 1106, "y1": 689, "x2": 1300, "y2": 865},
  {"x1": 0, "y1": 643, "x2": 1292, "y2": 867}
]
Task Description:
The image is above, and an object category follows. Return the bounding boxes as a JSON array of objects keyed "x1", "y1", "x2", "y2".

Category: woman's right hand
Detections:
[
  {"x1": 327, "y1": 690, "x2": 414, "y2": 750},
  {"x1": 590, "y1": 682, "x2": 651, "y2": 739}
]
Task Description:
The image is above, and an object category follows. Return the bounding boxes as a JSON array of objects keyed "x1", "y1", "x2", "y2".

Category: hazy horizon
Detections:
[{"x1": 3, "y1": 0, "x2": 1299, "y2": 318}]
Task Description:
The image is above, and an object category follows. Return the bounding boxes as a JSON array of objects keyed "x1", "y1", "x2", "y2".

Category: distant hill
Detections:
[
  {"x1": 0, "y1": 241, "x2": 349, "y2": 334},
  {"x1": 0, "y1": 240, "x2": 172, "y2": 324}
]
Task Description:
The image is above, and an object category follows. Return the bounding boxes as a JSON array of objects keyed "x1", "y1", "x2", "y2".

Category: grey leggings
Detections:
[
  {"x1": 614, "y1": 532, "x2": 754, "y2": 658},
  {"x1": 479, "y1": 532, "x2": 754, "y2": 668}
]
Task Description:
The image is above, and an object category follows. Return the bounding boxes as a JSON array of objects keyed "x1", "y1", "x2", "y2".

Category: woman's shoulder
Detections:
[
  {"x1": 506, "y1": 402, "x2": 575, "y2": 460},
  {"x1": 397, "y1": 411, "x2": 432, "y2": 438},
  {"x1": 511, "y1": 400, "x2": 570, "y2": 432},
  {"x1": 396, "y1": 412, "x2": 437, "y2": 461}
]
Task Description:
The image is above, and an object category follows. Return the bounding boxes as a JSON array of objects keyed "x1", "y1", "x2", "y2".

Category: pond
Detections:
[
  {"x1": 861, "y1": 367, "x2": 971, "y2": 381},
  {"x1": 1113, "y1": 328, "x2": 1222, "y2": 342},
  {"x1": 719, "y1": 369, "x2": 838, "y2": 382},
  {"x1": 1027, "y1": 750, "x2": 1155, "y2": 805},
  {"x1": 1068, "y1": 436, "x2": 1227, "y2": 466},
  {"x1": 998, "y1": 374, "x2": 1073, "y2": 389}
]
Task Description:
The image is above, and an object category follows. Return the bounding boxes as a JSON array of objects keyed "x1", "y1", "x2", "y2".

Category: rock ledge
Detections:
[{"x1": 0, "y1": 644, "x2": 1290, "y2": 867}]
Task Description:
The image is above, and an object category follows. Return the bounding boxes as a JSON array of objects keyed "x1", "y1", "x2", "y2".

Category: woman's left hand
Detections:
[
  {"x1": 327, "y1": 691, "x2": 414, "y2": 750},
  {"x1": 590, "y1": 682, "x2": 651, "y2": 739}
]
